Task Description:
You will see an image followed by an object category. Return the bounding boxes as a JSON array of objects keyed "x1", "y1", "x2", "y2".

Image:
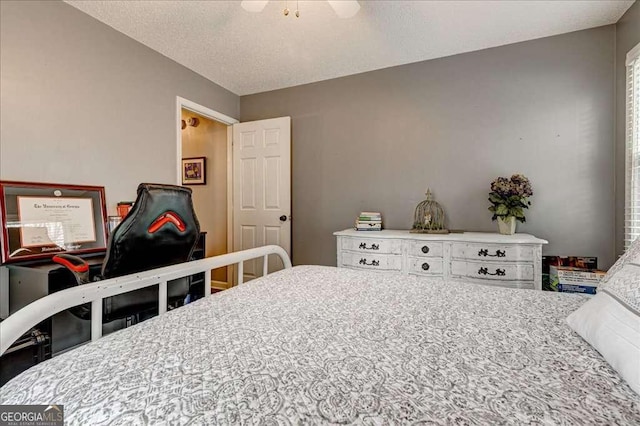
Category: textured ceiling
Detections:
[{"x1": 65, "y1": 0, "x2": 634, "y2": 96}]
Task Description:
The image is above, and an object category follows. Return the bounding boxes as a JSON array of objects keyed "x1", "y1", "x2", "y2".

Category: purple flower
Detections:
[
  {"x1": 490, "y1": 174, "x2": 533, "y2": 198},
  {"x1": 488, "y1": 174, "x2": 533, "y2": 223},
  {"x1": 490, "y1": 177, "x2": 512, "y2": 197},
  {"x1": 510, "y1": 174, "x2": 533, "y2": 197}
]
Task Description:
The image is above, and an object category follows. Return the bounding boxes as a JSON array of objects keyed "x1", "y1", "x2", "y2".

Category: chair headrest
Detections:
[{"x1": 101, "y1": 183, "x2": 201, "y2": 279}]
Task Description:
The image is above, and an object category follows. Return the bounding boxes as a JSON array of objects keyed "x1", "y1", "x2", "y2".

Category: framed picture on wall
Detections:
[
  {"x1": 0, "y1": 180, "x2": 108, "y2": 264},
  {"x1": 182, "y1": 157, "x2": 206, "y2": 185}
]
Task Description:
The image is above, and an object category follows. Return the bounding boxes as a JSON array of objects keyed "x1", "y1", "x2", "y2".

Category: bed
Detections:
[{"x1": 1, "y1": 248, "x2": 639, "y2": 424}]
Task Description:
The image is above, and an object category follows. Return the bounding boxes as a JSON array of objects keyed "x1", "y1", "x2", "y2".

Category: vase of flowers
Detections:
[
  {"x1": 497, "y1": 216, "x2": 516, "y2": 235},
  {"x1": 488, "y1": 174, "x2": 533, "y2": 235}
]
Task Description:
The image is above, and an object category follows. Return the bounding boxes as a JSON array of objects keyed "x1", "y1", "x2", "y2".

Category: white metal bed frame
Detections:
[{"x1": 0, "y1": 245, "x2": 292, "y2": 355}]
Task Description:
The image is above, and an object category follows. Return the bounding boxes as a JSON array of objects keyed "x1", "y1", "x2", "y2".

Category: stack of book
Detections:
[
  {"x1": 356, "y1": 211, "x2": 382, "y2": 231},
  {"x1": 549, "y1": 265, "x2": 606, "y2": 294}
]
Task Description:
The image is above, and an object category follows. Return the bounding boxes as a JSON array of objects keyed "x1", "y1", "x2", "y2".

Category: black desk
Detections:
[
  {"x1": 7, "y1": 257, "x2": 105, "y2": 355},
  {"x1": 5, "y1": 232, "x2": 207, "y2": 354},
  {"x1": 0, "y1": 257, "x2": 104, "y2": 386},
  {"x1": 0, "y1": 232, "x2": 207, "y2": 384}
]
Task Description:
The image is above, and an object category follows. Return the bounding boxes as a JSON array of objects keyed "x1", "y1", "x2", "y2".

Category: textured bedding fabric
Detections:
[{"x1": 1, "y1": 265, "x2": 639, "y2": 425}]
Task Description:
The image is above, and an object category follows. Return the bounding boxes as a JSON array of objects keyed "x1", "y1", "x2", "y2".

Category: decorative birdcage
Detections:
[{"x1": 411, "y1": 189, "x2": 449, "y2": 234}]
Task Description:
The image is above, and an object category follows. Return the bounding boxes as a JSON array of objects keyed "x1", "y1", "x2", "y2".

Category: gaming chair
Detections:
[{"x1": 53, "y1": 183, "x2": 201, "y2": 323}]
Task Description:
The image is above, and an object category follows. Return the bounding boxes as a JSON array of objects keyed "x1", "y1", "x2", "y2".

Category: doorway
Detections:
[
  {"x1": 176, "y1": 97, "x2": 292, "y2": 287},
  {"x1": 177, "y1": 98, "x2": 237, "y2": 290}
]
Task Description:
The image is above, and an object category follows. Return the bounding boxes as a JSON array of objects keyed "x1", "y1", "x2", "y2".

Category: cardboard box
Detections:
[{"x1": 549, "y1": 265, "x2": 606, "y2": 294}]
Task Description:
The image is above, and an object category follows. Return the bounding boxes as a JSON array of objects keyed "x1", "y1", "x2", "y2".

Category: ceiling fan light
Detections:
[
  {"x1": 241, "y1": 0, "x2": 269, "y2": 13},
  {"x1": 327, "y1": 0, "x2": 360, "y2": 18}
]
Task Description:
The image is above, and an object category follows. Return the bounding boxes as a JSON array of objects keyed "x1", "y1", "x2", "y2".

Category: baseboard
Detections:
[{"x1": 211, "y1": 279, "x2": 232, "y2": 290}]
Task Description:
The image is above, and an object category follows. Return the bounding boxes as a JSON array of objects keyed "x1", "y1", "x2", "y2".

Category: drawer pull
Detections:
[
  {"x1": 359, "y1": 243, "x2": 380, "y2": 250},
  {"x1": 478, "y1": 267, "x2": 506, "y2": 276},
  {"x1": 478, "y1": 249, "x2": 506, "y2": 258},
  {"x1": 421, "y1": 262, "x2": 430, "y2": 271},
  {"x1": 359, "y1": 258, "x2": 379, "y2": 267},
  {"x1": 421, "y1": 245, "x2": 430, "y2": 254}
]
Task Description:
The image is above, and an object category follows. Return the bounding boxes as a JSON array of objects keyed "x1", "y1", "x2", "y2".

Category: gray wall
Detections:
[
  {"x1": 615, "y1": 1, "x2": 640, "y2": 257},
  {"x1": 0, "y1": 0, "x2": 239, "y2": 212},
  {"x1": 241, "y1": 26, "x2": 616, "y2": 268}
]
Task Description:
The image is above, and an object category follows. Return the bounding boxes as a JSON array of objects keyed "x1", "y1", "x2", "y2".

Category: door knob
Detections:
[{"x1": 279, "y1": 215, "x2": 287, "y2": 222}]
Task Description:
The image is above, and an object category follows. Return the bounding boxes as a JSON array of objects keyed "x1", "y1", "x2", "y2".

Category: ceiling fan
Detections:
[{"x1": 240, "y1": 0, "x2": 360, "y2": 18}]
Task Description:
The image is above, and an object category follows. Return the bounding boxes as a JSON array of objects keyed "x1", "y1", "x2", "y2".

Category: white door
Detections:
[{"x1": 233, "y1": 117, "x2": 291, "y2": 282}]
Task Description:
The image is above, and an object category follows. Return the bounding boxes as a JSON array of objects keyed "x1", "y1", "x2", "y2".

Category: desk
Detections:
[
  {"x1": 0, "y1": 257, "x2": 104, "y2": 387},
  {"x1": 0, "y1": 232, "x2": 207, "y2": 383},
  {"x1": 7, "y1": 256, "x2": 105, "y2": 355},
  {"x1": 2, "y1": 232, "x2": 207, "y2": 352}
]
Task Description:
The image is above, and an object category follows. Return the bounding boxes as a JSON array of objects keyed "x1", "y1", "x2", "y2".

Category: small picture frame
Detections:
[{"x1": 182, "y1": 157, "x2": 206, "y2": 185}]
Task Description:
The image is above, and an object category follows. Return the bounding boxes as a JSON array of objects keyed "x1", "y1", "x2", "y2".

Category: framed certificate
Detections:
[{"x1": 0, "y1": 181, "x2": 108, "y2": 264}]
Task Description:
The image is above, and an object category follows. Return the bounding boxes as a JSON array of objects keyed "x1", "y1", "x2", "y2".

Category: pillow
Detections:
[
  {"x1": 567, "y1": 255, "x2": 640, "y2": 395},
  {"x1": 600, "y1": 239, "x2": 640, "y2": 284}
]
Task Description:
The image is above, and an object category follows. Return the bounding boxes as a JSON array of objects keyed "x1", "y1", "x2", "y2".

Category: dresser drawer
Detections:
[
  {"x1": 335, "y1": 229, "x2": 546, "y2": 290},
  {"x1": 450, "y1": 261, "x2": 534, "y2": 281},
  {"x1": 406, "y1": 241, "x2": 443, "y2": 258},
  {"x1": 341, "y1": 252, "x2": 402, "y2": 271},
  {"x1": 407, "y1": 257, "x2": 444, "y2": 276},
  {"x1": 341, "y1": 237, "x2": 402, "y2": 254},
  {"x1": 451, "y1": 243, "x2": 534, "y2": 262}
]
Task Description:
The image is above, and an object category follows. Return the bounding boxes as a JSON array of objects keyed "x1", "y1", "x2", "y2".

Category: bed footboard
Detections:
[{"x1": 0, "y1": 245, "x2": 291, "y2": 355}]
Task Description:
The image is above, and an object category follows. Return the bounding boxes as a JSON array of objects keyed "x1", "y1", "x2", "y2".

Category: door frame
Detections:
[{"x1": 176, "y1": 96, "x2": 238, "y2": 288}]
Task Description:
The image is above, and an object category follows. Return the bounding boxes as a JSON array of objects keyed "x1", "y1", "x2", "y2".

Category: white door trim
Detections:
[
  {"x1": 176, "y1": 97, "x2": 238, "y2": 185},
  {"x1": 227, "y1": 126, "x2": 235, "y2": 285},
  {"x1": 175, "y1": 96, "x2": 239, "y2": 287}
]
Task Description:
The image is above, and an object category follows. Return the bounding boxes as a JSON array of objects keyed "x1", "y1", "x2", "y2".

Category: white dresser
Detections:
[{"x1": 334, "y1": 229, "x2": 548, "y2": 290}]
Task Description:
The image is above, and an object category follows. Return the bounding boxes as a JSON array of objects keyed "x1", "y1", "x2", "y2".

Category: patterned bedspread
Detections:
[{"x1": 1, "y1": 265, "x2": 639, "y2": 424}]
